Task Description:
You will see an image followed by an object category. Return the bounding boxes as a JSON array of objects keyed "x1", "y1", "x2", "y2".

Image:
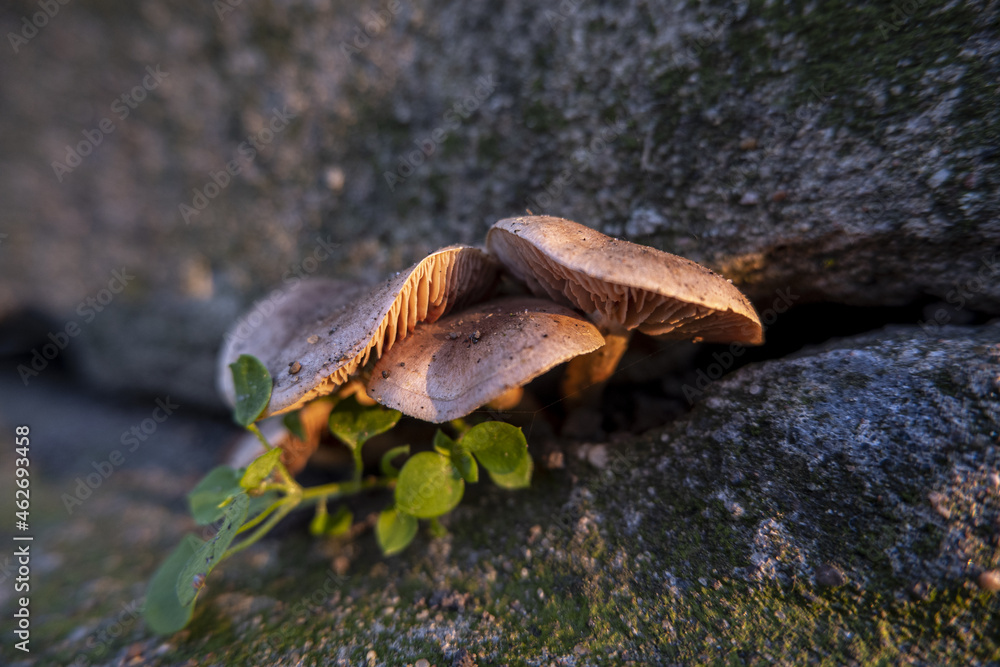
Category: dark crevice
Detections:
[
  {"x1": 0, "y1": 297, "x2": 995, "y2": 441},
  {"x1": 601, "y1": 296, "x2": 996, "y2": 435}
]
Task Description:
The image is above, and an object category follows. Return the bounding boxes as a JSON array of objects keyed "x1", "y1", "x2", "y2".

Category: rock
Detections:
[
  {"x1": 8, "y1": 322, "x2": 999, "y2": 665},
  {"x1": 1, "y1": 1, "x2": 998, "y2": 404},
  {"x1": 814, "y1": 563, "x2": 846, "y2": 588},
  {"x1": 451, "y1": 648, "x2": 477, "y2": 667},
  {"x1": 927, "y1": 167, "x2": 951, "y2": 189},
  {"x1": 1, "y1": 1, "x2": 999, "y2": 663}
]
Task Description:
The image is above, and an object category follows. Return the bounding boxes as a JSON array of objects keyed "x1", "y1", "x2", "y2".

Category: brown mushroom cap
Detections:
[
  {"x1": 486, "y1": 216, "x2": 763, "y2": 344},
  {"x1": 219, "y1": 246, "x2": 500, "y2": 417},
  {"x1": 218, "y1": 278, "x2": 366, "y2": 407},
  {"x1": 366, "y1": 296, "x2": 605, "y2": 422}
]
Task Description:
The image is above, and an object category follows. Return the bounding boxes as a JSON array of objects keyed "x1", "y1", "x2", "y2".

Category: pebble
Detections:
[
  {"x1": 978, "y1": 570, "x2": 1000, "y2": 592},
  {"x1": 542, "y1": 450, "x2": 565, "y2": 470},
  {"x1": 927, "y1": 491, "x2": 951, "y2": 519},
  {"x1": 739, "y1": 191, "x2": 761, "y2": 206},
  {"x1": 586, "y1": 444, "x2": 609, "y2": 469},
  {"x1": 927, "y1": 168, "x2": 950, "y2": 189},
  {"x1": 324, "y1": 166, "x2": 345, "y2": 192},
  {"x1": 814, "y1": 563, "x2": 846, "y2": 588}
]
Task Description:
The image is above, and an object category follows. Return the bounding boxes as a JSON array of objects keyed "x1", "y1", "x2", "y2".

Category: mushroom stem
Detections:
[
  {"x1": 559, "y1": 322, "x2": 632, "y2": 410},
  {"x1": 484, "y1": 385, "x2": 524, "y2": 412}
]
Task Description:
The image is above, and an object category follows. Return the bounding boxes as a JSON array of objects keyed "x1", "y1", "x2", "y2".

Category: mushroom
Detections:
[
  {"x1": 366, "y1": 296, "x2": 605, "y2": 422},
  {"x1": 225, "y1": 396, "x2": 338, "y2": 475},
  {"x1": 485, "y1": 215, "x2": 763, "y2": 405},
  {"x1": 218, "y1": 277, "x2": 367, "y2": 407},
  {"x1": 218, "y1": 246, "x2": 500, "y2": 418}
]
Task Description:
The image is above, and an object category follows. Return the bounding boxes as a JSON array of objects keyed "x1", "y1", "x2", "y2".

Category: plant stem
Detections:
[
  {"x1": 351, "y1": 445, "x2": 364, "y2": 485},
  {"x1": 428, "y1": 516, "x2": 447, "y2": 537},
  {"x1": 248, "y1": 423, "x2": 273, "y2": 451},
  {"x1": 449, "y1": 418, "x2": 471, "y2": 437},
  {"x1": 227, "y1": 477, "x2": 393, "y2": 554},
  {"x1": 235, "y1": 500, "x2": 282, "y2": 536},
  {"x1": 274, "y1": 460, "x2": 298, "y2": 489},
  {"x1": 301, "y1": 476, "x2": 393, "y2": 502},
  {"x1": 224, "y1": 498, "x2": 298, "y2": 558}
]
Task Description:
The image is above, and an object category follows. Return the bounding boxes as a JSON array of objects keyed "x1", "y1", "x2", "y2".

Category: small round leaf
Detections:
[
  {"x1": 376, "y1": 508, "x2": 418, "y2": 556},
  {"x1": 461, "y1": 421, "x2": 527, "y2": 475},
  {"x1": 432, "y1": 429, "x2": 456, "y2": 456},
  {"x1": 240, "y1": 448, "x2": 282, "y2": 489},
  {"x1": 451, "y1": 445, "x2": 479, "y2": 484},
  {"x1": 488, "y1": 448, "x2": 533, "y2": 490},
  {"x1": 176, "y1": 493, "x2": 250, "y2": 606},
  {"x1": 310, "y1": 504, "x2": 353, "y2": 537},
  {"x1": 187, "y1": 466, "x2": 242, "y2": 525},
  {"x1": 329, "y1": 395, "x2": 401, "y2": 450},
  {"x1": 230, "y1": 354, "x2": 273, "y2": 427},
  {"x1": 395, "y1": 452, "x2": 465, "y2": 519},
  {"x1": 144, "y1": 534, "x2": 204, "y2": 635}
]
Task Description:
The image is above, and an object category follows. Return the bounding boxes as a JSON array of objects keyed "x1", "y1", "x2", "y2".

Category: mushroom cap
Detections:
[
  {"x1": 366, "y1": 296, "x2": 605, "y2": 422},
  {"x1": 218, "y1": 278, "x2": 366, "y2": 407},
  {"x1": 219, "y1": 246, "x2": 500, "y2": 417},
  {"x1": 486, "y1": 216, "x2": 763, "y2": 344}
]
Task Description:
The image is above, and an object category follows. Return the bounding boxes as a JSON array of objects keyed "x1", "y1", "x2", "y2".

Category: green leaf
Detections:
[
  {"x1": 375, "y1": 508, "x2": 418, "y2": 556},
  {"x1": 310, "y1": 504, "x2": 353, "y2": 537},
  {"x1": 144, "y1": 534, "x2": 204, "y2": 635},
  {"x1": 325, "y1": 506, "x2": 353, "y2": 536},
  {"x1": 488, "y1": 448, "x2": 533, "y2": 489},
  {"x1": 461, "y1": 421, "x2": 528, "y2": 475},
  {"x1": 282, "y1": 411, "x2": 306, "y2": 441},
  {"x1": 188, "y1": 466, "x2": 243, "y2": 525},
  {"x1": 328, "y1": 396, "x2": 401, "y2": 450},
  {"x1": 432, "y1": 429, "x2": 456, "y2": 456},
  {"x1": 395, "y1": 452, "x2": 465, "y2": 519},
  {"x1": 240, "y1": 448, "x2": 282, "y2": 489},
  {"x1": 380, "y1": 445, "x2": 410, "y2": 478},
  {"x1": 433, "y1": 429, "x2": 477, "y2": 482},
  {"x1": 176, "y1": 493, "x2": 250, "y2": 607},
  {"x1": 451, "y1": 444, "x2": 479, "y2": 484},
  {"x1": 427, "y1": 516, "x2": 448, "y2": 538},
  {"x1": 230, "y1": 354, "x2": 273, "y2": 427}
]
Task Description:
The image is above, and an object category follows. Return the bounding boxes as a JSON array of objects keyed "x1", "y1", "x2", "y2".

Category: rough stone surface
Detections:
[
  {"x1": 2, "y1": 322, "x2": 997, "y2": 665},
  {"x1": 0, "y1": 0, "x2": 997, "y2": 406},
  {"x1": 1, "y1": 0, "x2": 998, "y2": 664}
]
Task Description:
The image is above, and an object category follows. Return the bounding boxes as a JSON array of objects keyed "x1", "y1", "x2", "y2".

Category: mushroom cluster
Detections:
[{"x1": 218, "y1": 216, "x2": 764, "y2": 425}]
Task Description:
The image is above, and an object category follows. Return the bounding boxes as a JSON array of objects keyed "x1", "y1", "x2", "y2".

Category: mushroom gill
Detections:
[
  {"x1": 486, "y1": 215, "x2": 763, "y2": 343},
  {"x1": 219, "y1": 245, "x2": 500, "y2": 418},
  {"x1": 485, "y1": 215, "x2": 763, "y2": 416}
]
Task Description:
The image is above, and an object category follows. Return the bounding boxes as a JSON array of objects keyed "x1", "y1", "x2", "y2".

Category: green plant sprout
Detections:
[{"x1": 144, "y1": 354, "x2": 532, "y2": 635}]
